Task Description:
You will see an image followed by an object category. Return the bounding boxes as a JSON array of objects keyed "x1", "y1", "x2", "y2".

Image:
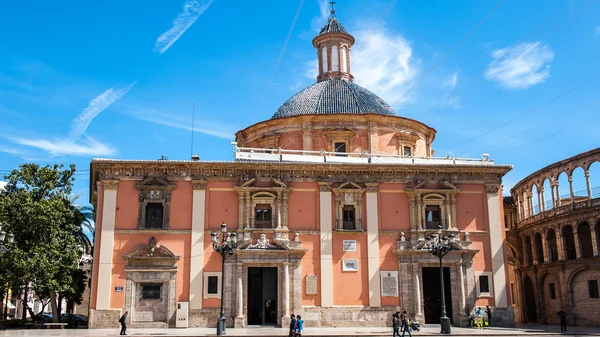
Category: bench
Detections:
[{"x1": 43, "y1": 322, "x2": 68, "y2": 329}]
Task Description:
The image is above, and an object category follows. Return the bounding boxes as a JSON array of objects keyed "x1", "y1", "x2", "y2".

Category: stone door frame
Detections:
[{"x1": 124, "y1": 270, "x2": 177, "y2": 326}]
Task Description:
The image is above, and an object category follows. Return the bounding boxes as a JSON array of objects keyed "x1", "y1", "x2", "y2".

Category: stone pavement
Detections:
[{"x1": 1, "y1": 325, "x2": 599, "y2": 337}]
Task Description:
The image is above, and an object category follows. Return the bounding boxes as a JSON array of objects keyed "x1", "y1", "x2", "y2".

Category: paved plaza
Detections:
[{"x1": 1, "y1": 325, "x2": 600, "y2": 337}]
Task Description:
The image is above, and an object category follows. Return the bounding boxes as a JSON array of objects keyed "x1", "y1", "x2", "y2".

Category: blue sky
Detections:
[{"x1": 1, "y1": 0, "x2": 599, "y2": 203}]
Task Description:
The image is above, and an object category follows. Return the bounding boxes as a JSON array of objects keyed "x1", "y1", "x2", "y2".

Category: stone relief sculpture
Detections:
[{"x1": 248, "y1": 234, "x2": 275, "y2": 249}]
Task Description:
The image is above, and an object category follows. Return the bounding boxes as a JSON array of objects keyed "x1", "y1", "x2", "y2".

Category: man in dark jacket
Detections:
[
  {"x1": 289, "y1": 314, "x2": 296, "y2": 337},
  {"x1": 557, "y1": 310, "x2": 568, "y2": 332},
  {"x1": 119, "y1": 311, "x2": 128, "y2": 335}
]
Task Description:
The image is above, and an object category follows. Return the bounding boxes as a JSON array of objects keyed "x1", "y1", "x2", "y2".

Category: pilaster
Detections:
[
  {"x1": 97, "y1": 180, "x2": 119, "y2": 310},
  {"x1": 190, "y1": 180, "x2": 207, "y2": 309},
  {"x1": 485, "y1": 184, "x2": 508, "y2": 307},
  {"x1": 365, "y1": 183, "x2": 380, "y2": 307},
  {"x1": 319, "y1": 182, "x2": 333, "y2": 307}
]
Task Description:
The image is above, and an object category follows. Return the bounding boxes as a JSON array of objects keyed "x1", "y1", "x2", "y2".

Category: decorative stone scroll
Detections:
[
  {"x1": 380, "y1": 271, "x2": 399, "y2": 297},
  {"x1": 247, "y1": 234, "x2": 276, "y2": 249},
  {"x1": 306, "y1": 275, "x2": 318, "y2": 295}
]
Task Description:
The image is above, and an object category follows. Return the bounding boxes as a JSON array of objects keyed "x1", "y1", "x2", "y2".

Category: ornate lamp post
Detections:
[
  {"x1": 426, "y1": 225, "x2": 458, "y2": 334},
  {"x1": 211, "y1": 222, "x2": 237, "y2": 336},
  {"x1": 0, "y1": 223, "x2": 15, "y2": 254}
]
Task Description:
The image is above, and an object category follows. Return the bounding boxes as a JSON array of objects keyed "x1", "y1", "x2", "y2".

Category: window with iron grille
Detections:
[
  {"x1": 145, "y1": 203, "x2": 164, "y2": 229},
  {"x1": 141, "y1": 284, "x2": 161, "y2": 300},
  {"x1": 255, "y1": 204, "x2": 273, "y2": 228}
]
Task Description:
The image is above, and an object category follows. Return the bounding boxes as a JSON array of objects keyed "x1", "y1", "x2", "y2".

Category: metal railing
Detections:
[
  {"x1": 518, "y1": 197, "x2": 600, "y2": 227},
  {"x1": 336, "y1": 219, "x2": 362, "y2": 230},
  {"x1": 253, "y1": 219, "x2": 274, "y2": 229},
  {"x1": 532, "y1": 186, "x2": 599, "y2": 214},
  {"x1": 145, "y1": 217, "x2": 164, "y2": 229}
]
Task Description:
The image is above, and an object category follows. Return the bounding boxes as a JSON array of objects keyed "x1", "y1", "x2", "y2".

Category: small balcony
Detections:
[
  {"x1": 145, "y1": 217, "x2": 164, "y2": 229},
  {"x1": 336, "y1": 219, "x2": 363, "y2": 231}
]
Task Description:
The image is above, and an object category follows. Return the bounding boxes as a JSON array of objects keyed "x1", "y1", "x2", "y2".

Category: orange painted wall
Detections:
[
  {"x1": 353, "y1": 129, "x2": 369, "y2": 153},
  {"x1": 301, "y1": 235, "x2": 321, "y2": 306},
  {"x1": 90, "y1": 183, "x2": 105, "y2": 309},
  {"x1": 379, "y1": 236, "x2": 400, "y2": 306},
  {"x1": 288, "y1": 182, "x2": 319, "y2": 230},
  {"x1": 332, "y1": 234, "x2": 369, "y2": 306},
  {"x1": 206, "y1": 181, "x2": 238, "y2": 230},
  {"x1": 379, "y1": 184, "x2": 410, "y2": 231},
  {"x1": 279, "y1": 131, "x2": 303, "y2": 150},
  {"x1": 312, "y1": 129, "x2": 327, "y2": 151},
  {"x1": 377, "y1": 129, "x2": 397, "y2": 154},
  {"x1": 115, "y1": 180, "x2": 138, "y2": 229},
  {"x1": 203, "y1": 234, "x2": 224, "y2": 308},
  {"x1": 170, "y1": 181, "x2": 192, "y2": 230},
  {"x1": 455, "y1": 185, "x2": 487, "y2": 232},
  {"x1": 110, "y1": 234, "x2": 191, "y2": 309}
]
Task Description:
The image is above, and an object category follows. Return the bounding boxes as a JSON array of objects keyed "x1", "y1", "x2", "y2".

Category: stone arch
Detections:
[
  {"x1": 542, "y1": 177, "x2": 552, "y2": 211},
  {"x1": 525, "y1": 235, "x2": 534, "y2": 265},
  {"x1": 538, "y1": 271, "x2": 563, "y2": 324},
  {"x1": 588, "y1": 160, "x2": 600, "y2": 198},
  {"x1": 556, "y1": 171, "x2": 570, "y2": 207},
  {"x1": 534, "y1": 232, "x2": 544, "y2": 264},
  {"x1": 546, "y1": 228, "x2": 559, "y2": 262},
  {"x1": 523, "y1": 275, "x2": 538, "y2": 323},
  {"x1": 567, "y1": 266, "x2": 600, "y2": 326},
  {"x1": 577, "y1": 221, "x2": 594, "y2": 258},
  {"x1": 522, "y1": 190, "x2": 530, "y2": 218},
  {"x1": 531, "y1": 183, "x2": 540, "y2": 215},
  {"x1": 562, "y1": 225, "x2": 577, "y2": 260},
  {"x1": 571, "y1": 166, "x2": 587, "y2": 201}
]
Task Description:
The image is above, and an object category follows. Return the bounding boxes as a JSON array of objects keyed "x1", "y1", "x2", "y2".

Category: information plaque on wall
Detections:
[
  {"x1": 343, "y1": 240, "x2": 357, "y2": 251},
  {"x1": 380, "y1": 271, "x2": 399, "y2": 297},
  {"x1": 306, "y1": 275, "x2": 318, "y2": 295}
]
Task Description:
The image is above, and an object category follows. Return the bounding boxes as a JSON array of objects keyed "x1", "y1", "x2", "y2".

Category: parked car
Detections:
[{"x1": 60, "y1": 313, "x2": 88, "y2": 327}]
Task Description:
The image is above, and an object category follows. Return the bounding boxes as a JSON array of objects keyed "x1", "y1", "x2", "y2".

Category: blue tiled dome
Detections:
[{"x1": 271, "y1": 79, "x2": 397, "y2": 119}]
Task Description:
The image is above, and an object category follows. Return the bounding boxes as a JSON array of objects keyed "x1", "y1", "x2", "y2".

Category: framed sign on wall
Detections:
[
  {"x1": 343, "y1": 240, "x2": 356, "y2": 251},
  {"x1": 342, "y1": 259, "x2": 359, "y2": 271}
]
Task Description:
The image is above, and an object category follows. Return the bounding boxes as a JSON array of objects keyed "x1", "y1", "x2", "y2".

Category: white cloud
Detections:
[
  {"x1": 310, "y1": 0, "x2": 330, "y2": 32},
  {"x1": 68, "y1": 82, "x2": 136, "y2": 140},
  {"x1": 0, "y1": 181, "x2": 6, "y2": 191},
  {"x1": 10, "y1": 136, "x2": 116, "y2": 157},
  {"x1": 154, "y1": 0, "x2": 215, "y2": 54},
  {"x1": 484, "y1": 41, "x2": 554, "y2": 90},
  {"x1": 445, "y1": 96, "x2": 461, "y2": 109},
  {"x1": 448, "y1": 73, "x2": 458, "y2": 88},
  {"x1": 0, "y1": 145, "x2": 25, "y2": 156},
  {"x1": 129, "y1": 107, "x2": 236, "y2": 140}
]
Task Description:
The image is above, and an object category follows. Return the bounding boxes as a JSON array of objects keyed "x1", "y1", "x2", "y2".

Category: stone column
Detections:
[
  {"x1": 556, "y1": 226, "x2": 565, "y2": 261},
  {"x1": 282, "y1": 263, "x2": 290, "y2": 317},
  {"x1": 457, "y1": 261, "x2": 466, "y2": 323},
  {"x1": 550, "y1": 185, "x2": 556, "y2": 209},
  {"x1": 537, "y1": 189, "x2": 543, "y2": 213},
  {"x1": 573, "y1": 231, "x2": 581, "y2": 258},
  {"x1": 522, "y1": 236, "x2": 529, "y2": 266},
  {"x1": 541, "y1": 231, "x2": 549, "y2": 264},
  {"x1": 190, "y1": 180, "x2": 207, "y2": 309},
  {"x1": 409, "y1": 195, "x2": 416, "y2": 230},
  {"x1": 318, "y1": 183, "x2": 334, "y2": 307},
  {"x1": 302, "y1": 121, "x2": 312, "y2": 151},
  {"x1": 237, "y1": 194, "x2": 245, "y2": 227},
  {"x1": 96, "y1": 180, "x2": 119, "y2": 310},
  {"x1": 245, "y1": 194, "x2": 251, "y2": 228},
  {"x1": 555, "y1": 183, "x2": 562, "y2": 207},
  {"x1": 235, "y1": 263, "x2": 244, "y2": 328},
  {"x1": 568, "y1": 176, "x2": 575, "y2": 205},
  {"x1": 590, "y1": 226, "x2": 598, "y2": 256},
  {"x1": 276, "y1": 193, "x2": 282, "y2": 228},
  {"x1": 585, "y1": 170, "x2": 592, "y2": 199},
  {"x1": 532, "y1": 234, "x2": 539, "y2": 265},
  {"x1": 283, "y1": 193, "x2": 289, "y2": 229},
  {"x1": 539, "y1": 188, "x2": 545, "y2": 212},
  {"x1": 413, "y1": 263, "x2": 423, "y2": 319},
  {"x1": 366, "y1": 183, "x2": 381, "y2": 307},
  {"x1": 450, "y1": 195, "x2": 457, "y2": 228},
  {"x1": 485, "y1": 184, "x2": 508, "y2": 307}
]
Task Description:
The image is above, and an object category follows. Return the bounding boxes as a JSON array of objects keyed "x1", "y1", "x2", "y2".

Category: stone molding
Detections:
[
  {"x1": 191, "y1": 180, "x2": 207, "y2": 190},
  {"x1": 102, "y1": 179, "x2": 119, "y2": 190}
]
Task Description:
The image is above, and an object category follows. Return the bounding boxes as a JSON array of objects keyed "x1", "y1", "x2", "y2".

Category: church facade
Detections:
[{"x1": 88, "y1": 13, "x2": 515, "y2": 329}]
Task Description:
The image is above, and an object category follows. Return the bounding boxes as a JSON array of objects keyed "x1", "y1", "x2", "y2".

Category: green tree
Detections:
[{"x1": 0, "y1": 164, "x2": 84, "y2": 323}]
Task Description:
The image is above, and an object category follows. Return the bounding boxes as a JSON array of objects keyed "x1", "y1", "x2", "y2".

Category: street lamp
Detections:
[
  {"x1": 211, "y1": 222, "x2": 238, "y2": 336},
  {"x1": 426, "y1": 225, "x2": 458, "y2": 334},
  {"x1": 0, "y1": 223, "x2": 15, "y2": 253}
]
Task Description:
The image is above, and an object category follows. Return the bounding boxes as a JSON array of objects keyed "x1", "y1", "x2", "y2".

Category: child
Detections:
[
  {"x1": 289, "y1": 314, "x2": 297, "y2": 337},
  {"x1": 295, "y1": 315, "x2": 304, "y2": 337}
]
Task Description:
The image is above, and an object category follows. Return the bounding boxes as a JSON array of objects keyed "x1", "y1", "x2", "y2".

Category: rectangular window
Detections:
[
  {"x1": 334, "y1": 142, "x2": 347, "y2": 156},
  {"x1": 479, "y1": 275, "x2": 490, "y2": 294},
  {"x1": 549, "y1": 283, "x2": 556, "y2": 299},
  {"x1": 504, "y1": 215, "x2": 509, "y2": 229},
  {"x1": 207, "y1": 276, "x2": 218, "y2": 295},
  {"x1": 425, "y1": 205, "x2": 441, "y2": 229},
  {"x1": 145, "y1": 203, "x2": 164, "y2": 229},
  {"x1": 254, "y1": 204, "x2": 272, "y2": 228},
  {"x1": 342, "y1": 205, "x2": 356, "y2": 230},
  {"x1": 589, "y1": 280, "x2": 599, "y2": 298},
  {"x1": 141, "y1": 284, "x2": 161, "y2": 300},
  {"x1": 403, "y1": 146, "x2": 412, "y2": 157}
]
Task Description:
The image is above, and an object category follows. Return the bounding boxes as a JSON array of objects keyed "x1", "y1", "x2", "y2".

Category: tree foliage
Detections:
[{"x1": 0, "y1": 164, "x2": 92, "y2": 323}]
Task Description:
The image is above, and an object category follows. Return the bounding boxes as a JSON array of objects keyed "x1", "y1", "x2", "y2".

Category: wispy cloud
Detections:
[
  {"x1": 154, "y1": 0, "x2": 215, "y2": 54},
  {"x1": 10, "y1": 135, "x2": 116, "y2": 157},
  {"x1": 0, "y1": 145, "x2": 26, "y2": 156},
  {"x1": 484, "y1": 41, "x2": 554, "y2": 90},
  {"x1": 129, "y1": 107, "x2": 236, "y2": 140},
  {"x1": 310, "y1": 0, "x2": 330, "y2": 32},
  {"x1": 68, "y1": 82, "x2": 136, "y2": 140},
  {"x1": 447, "y1": 73, "x2": 459, "y2": 88}
]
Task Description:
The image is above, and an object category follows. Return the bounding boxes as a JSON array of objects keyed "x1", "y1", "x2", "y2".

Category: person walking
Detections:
[
  {"x1": 475, "y1": 307, "x2": 484, "y2": 328},
  {"x1": 401, "y1": 312, "x2": 413, "y2": 337},
  {"x1": 289, "y1": 314, "x2": 297, "y2": 337},
  {"x1": 486, "y1": 306, "x2": 492, "y2": 327},
  {"x1": 399, "y1": 310, "x2": 407, "y2": 333},
  {"x1": 119, "y1": 311, "x2": 128, "y2": 335},
  {"x1": 557, "y1": 310, "x2": 568, "y2": 332},
  {"x1": 392, "y1": 312, "x2": 400, "y2": 337},
  {"x1": 295, "y1": 315, "x2": 304, "y2": 337}
]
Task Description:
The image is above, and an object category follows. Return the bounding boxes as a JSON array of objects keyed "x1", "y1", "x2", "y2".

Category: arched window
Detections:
[
  {"x1": 523, "y1": 276, "x2": 537, "y2": 322},
  {"x1": 562, "y1": 225, "x2": 576, "y2": 260},
  {"x1": 331, "y1": 45, "x2": 339, "y2": 71},
  {"x1": 321, "y1": 47, "x2": 328, "y2": 72},
  {"x1": 525, "y1": 236, "x2": 534, "y2": 266},
  {"x1": 535, "y1": 233, "x2": 544, "y2": 264},
  {"x1": 546, "y1": 229, "x2": 558, "y2": 262},
  {"x1": 578, "y1": 222, "x2": 594, "y2": 258},
  {"x1": 596, "y1": 220, "x2": 600, "y2": 254}
]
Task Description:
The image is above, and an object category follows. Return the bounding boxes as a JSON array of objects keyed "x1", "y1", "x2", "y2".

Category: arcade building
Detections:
[{"x1": 88, "y1": 12, "x2": 515, "y2": 329}]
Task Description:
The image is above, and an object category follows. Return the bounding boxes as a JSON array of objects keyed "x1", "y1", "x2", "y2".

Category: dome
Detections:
[
  {"x1": 318, "y1": 17, "x2": 349, "y2": 35},
  {"x1": 271, "y1": 79, "x2": 397, "y2": 119}
]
